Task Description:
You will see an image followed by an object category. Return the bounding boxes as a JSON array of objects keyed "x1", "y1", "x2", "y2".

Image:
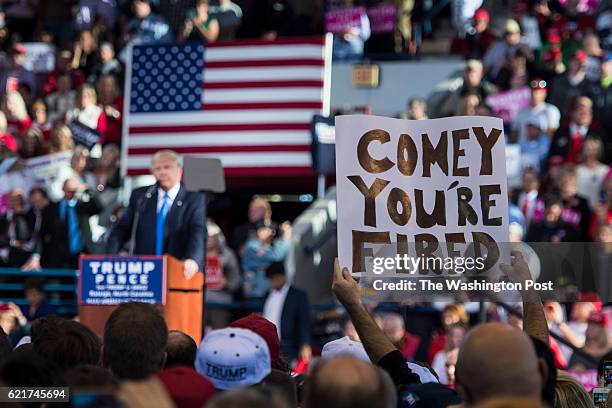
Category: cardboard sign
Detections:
[
  {"x1": 335, "y1": 115, "x2": 509, "y2": 274},
  {"x1": 325, "y1": 7, "x2": 365, "y2": 34},
  {"x1": 367, "y1": 3, "x2": 396, "y2": 34},
  {"x1": 485, "y1": 87, "x2": 531, "y2": 125},
  {"x1": 205, "y1": 256, "x2": 224, "y2": 291},
  {"x1": 79, "y1": 256, "x2": 166, "y2": 305},
  {"x1": 22, "y1": 43, "x2": 56, "y2": 73}
]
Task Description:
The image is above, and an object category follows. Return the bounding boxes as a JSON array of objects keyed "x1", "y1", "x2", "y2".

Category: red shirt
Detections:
[
  {"x1": 6, "y1": 117, "x2": 32, "y2": 137},
  {"x1": 102, "y1": 96, "x2": 123, "y2": 145},
  {"x1": 397, "y1": 331, "x2": 421, "y2": 361},
  {"x1": 0, "y1": 133, "x2": 17, "y2": 152}
]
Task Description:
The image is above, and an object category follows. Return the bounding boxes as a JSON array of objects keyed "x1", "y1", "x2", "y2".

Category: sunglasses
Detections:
[{"x1": 530, "y1": 79, "x2": 547, "y2": 89}]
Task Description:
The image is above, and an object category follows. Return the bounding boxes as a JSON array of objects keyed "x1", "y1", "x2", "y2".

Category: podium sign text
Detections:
[{"x1": 79, "y1": 256, "x2": 166, "y2": 305}]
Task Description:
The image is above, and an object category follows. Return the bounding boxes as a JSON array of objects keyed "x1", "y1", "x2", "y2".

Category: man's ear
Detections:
[
  {"x1": 538, "y1": 357, "x2": 548, "y2": 388},
  {"x1": 160, "y1": 351, "x2": 167, "y2": 369}
]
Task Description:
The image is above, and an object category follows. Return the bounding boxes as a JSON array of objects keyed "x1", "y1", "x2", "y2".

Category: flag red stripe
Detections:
[
  {"x1": 201, "y1": 101, "x2": 323, "y2": 110},
  {"x1": 127, "y1": 166, "x2": 314, "y2": 177},
  {"x1": 129, "y1": 123, "x2": 311, "y2": 134},
  {"x1": 206, "y1": 59, "x2": 324, "y2": 68},
  {"x1": 128, "y1": 145, "x2": 310, "y2": 155},
  {"x1": 204, "y1": 80, "x2": 324, "y2": 89},
  {"x1": 207, "y1": 36, "x2": 325, "y2": 47}
]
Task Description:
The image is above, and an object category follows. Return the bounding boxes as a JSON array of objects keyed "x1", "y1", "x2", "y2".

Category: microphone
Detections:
[{"x1": 128, "y1": 184, "x2": 158, "y2": 255}]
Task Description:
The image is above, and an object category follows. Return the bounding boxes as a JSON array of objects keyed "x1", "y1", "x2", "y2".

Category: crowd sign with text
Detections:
[
  {"x1": 335, "y1": 115, "x2": 510, "y2": 283},
  {"x1": 79, "y1": 256, "x2": 166, "y2": 305}
]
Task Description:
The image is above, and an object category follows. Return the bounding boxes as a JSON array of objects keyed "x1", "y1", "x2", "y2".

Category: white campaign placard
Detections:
[{"x1": 335, "y1": 115, "x2": 509, "y2": 274}]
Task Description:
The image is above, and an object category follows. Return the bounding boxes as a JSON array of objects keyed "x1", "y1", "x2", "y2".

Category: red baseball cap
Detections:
[
  {"x1": 588, "y1": 312, "x2": 609, "y2": 328},
  {"x1": 157, "y1": 366, "x2": 215, "y2": 408},
  {"x1": 547, "y1": 31, "x2": 561, "y2": 44},
  {"x1": 11, "y1": 43, "x2": 25, "y2": 55},
  {"x1": 474, "y1": 8, "x2": 489, "y2": 21},
  {"x1": 229, "y1": 313, "x2": 280, "y2": 367},
  {"x1": 0, "y1": 134, "x2": 17, "y2": 152}
]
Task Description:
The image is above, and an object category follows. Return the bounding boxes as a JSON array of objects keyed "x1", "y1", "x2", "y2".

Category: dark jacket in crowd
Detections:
[
  {"x1": 0, "y1": 212, "x2": 34, "y2": 267},
  {"x1": 525, "y1": 220, "x2": 581, "y2": 242},
  {"x1": 37, "y1": 189, "x2": 103, "y2": 268},
  {"x1": 547, "y1": 124, "x2": 604, "y2": 166},
  {"x1": 276, "y1": 285, "x2": 311, "y2": 361},
  {"x1": 548, "y1": 74, "x2": 596, "y2": 115}
]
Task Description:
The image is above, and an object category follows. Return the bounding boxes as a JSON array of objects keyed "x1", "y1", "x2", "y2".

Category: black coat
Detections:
[
  {"x1": 38, "y1": 190, "x2": 103, "y2": 268},
  {"x1": 106, "y1": 184, "x2": 206, "y2": 270},
  {"x1": 0, "y1": 212, "x2": 34, "y2": 266},
  {"x1": 274, "y1": 285, "x2": 311, "y2": 361},
  {"x1": 547, "y1": 124, "x2": 604, "y2": 167}
]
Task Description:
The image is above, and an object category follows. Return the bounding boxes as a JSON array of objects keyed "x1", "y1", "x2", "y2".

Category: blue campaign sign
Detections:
[{"x1": 79, "y1": 256, "x2": 166, "y2": 305}]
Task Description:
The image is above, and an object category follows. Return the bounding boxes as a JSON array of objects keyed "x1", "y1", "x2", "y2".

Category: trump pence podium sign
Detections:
[{"x1": 79, "y1": 256, "x2": 166, "y2": 305}]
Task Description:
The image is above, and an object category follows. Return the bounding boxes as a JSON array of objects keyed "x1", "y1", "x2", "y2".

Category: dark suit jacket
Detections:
[
  {"x1": 277, "y1": 285, "x2": 311, "y2": 360},
  {"x1": 38, "y1": 189, "x2": 103, "y2": 268},
  {"x1": 106, "y1": 184, "x2": 206, "y2": 270},
  {"x1": 547, "y1": 124, "x2": 603, "y2": 166}
]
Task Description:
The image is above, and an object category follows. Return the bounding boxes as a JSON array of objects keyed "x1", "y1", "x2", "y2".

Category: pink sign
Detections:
[
  {"x1": 367, "y1": 3, "x2": 396, "y2": 34},
  {"x1": 568, "y1": 369, "x2": 599, "y2": 392},
  {"x1": 325, "y1": 7, "x2": 365, "y2": 35},
  {"x1": 485, "y1": 87, "x2": 531, "y2": 124}
]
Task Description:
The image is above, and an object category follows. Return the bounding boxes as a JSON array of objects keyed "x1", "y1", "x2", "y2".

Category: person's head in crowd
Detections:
[
  {"x1": 71, "y1": 145, "x2": 90, "y2": 175},
  {"x1": 77, "y1": 84, "x2": 97, "y2": 110},
  {"x1": 0, "y1": 347, "x2": 58, "y2": 388},
  {"x1": 63, "y1": 364, "x2": 118, "y2": 391},
  {"x1": 157, "y1": 365, "x2": 216, "y2": 408},
  {"x1": 94, "y1": 143, "x2": 120, "y2": 177},
  {"x1": 554, "y1": 370, "x2": 592, "y2": 408},
  {"x1": 464, "y1": 59, "x2": 484, "y2": 89},
  {"x1": 23, "y1": 277, "x2": 45, "y2": 309},
  {"x1": 99, "y1": 42, "x2": 115, "y2": 64},
  {"x1": 229, "y1": 313, "x2": 286, "y2": 372},
  {"x1": 33, "y1": 318, "x2": 101, "y2": 371},
  {"x1": 78, "y1": 30, "x2": 97, "y2": 55},
  {"x1": 255, "y1": 220, "x2": 276, "y2": 245},
  {"x1": 249, "y1": 197, "x2": 272, "y2": 223},
  {"x1": 526, "y1": 116, "x2": 543, "y2": 141},
  {"x1": 529, "y1": 336, "x2": 557, "y2": 407},
  {"x1": 476, "y1": 103, "x2": 492, "y2": 116},
  {"x1": 598, "y1": 223, "x2": 612, "y2": 244},
  {"x1": 579, "y1": 136, "x2": 603, "y2": 164},
  {"x1": 559, "y1": 165, "x2": 578, "y2": 200},
  {"x1": 49, "y1": 123, "x2": 74, "y2": 153},
  {"x1": 544, "y1": 198, "x2": 564, "y2": 224},
  {"x1": 304, "y1": 356, "x2": 395, "y2": 408},
  {"x1": 56, "y1": 49, "x2": 73, "y2": 72},
  {"x1": 585, "y1": 312, "x2": 609, "y2": 349},
  {"x1": 207, "y1": 388, "x2": 288, "y2": 408},
  {"x1": 343, "y1": 319, "x2": 359, "y2": 341},
  {"x1": 601, "y1": 52, "x2": 612, "y2": 79},
  {"x1": 530, "y1": 78, "x2": 547, "y2": 107},
  {"x1": 446, "y1": 323, "x2": 467, "y2": 350},
  {"x1": 0, "y1": 306, "x2": 18, "y2": 340},
  {"x1": 522, "y1": 169, "x2": 540, "y2": 194},
  {"x1": 472, "y1": 397, "x2": 544, "y2": 408},
  {"x1": 259, "y1": 369, "x2": 299, "y2": 408},
  {"x1": 31, "y1": 99, "x2": 48, "y2": 126},
  {"x1": 3, "y1": 91, "x2": 29, "y2": 121},
  {"x1": 207, "y1": 221, "x2": 224, "y2": 252},
  {"x1": 503, "y1": 19, "x2": 521, "y2": 46},
  {"x1": 582, "y1": 32, "x2": 602, "y2": 57},
  {"x1": 19, "y1": 126, "x2": 45, "y2": 159},
  {"x1": 7, "y1": 188, "x2": 25, "y2": 213},
  {"x1": 133, "y1": 0, "x2": 153, "y2": 19},
  {"x1": 56, "y1": 72, "x2": 73, "y2": 94},
  {"x1": 29, "y1": 187, "x2": 49, "y2": 212},
  {"x1": 195, "y1": 327, "x2": 271, "y2": 390},
  {"x1": 455, "y1": 323, "x2": 543, "y2": 405},
  {"x1": 508, "y1": 222, "x2": 524, "y2": 243},
  {"x1": 63, "y1": 177, "x2": 83, "y2": 201},
  {"x1": 571, "y1": 96, "x2": 593, "y2": 127},
  {"x1": 473, "y1": 8, "x2": 489, "y2": 34},
  {"x1": 382, "y1": 312, "x2": 407, "y2": 346},
  {"x1": 102, "y1": 302, "x2": 168, "y2": 380},
  {"x1": 509, "y1": 46, "x2": 532, "y2": 82},
  {"x1": 9, "y1": 43, "x2": 26, "y2": 68},
  {"x1": 96, "y1": 74, "x2": 119, "y2": 104},
  {"x1": 456, "y1": 93, "x2": 481, "y2": 116},
  {"x1": 442, "y1": 303, "x2": 469, "y2": 329},
  {"x1": 569, "y1": 50, "x2": 588, "y2": 76},
  {"x1": 166, "y1": 330, "x2": 197, "y2": 368},
  {"x1": 151, "y1": 150, "x2": 183, "y2": 191},
  {"x1": 265, "y1": 262, "x2": 288, "y2": 291},
  {"x1": 408, "y1": 97, "x2": 428, "y2": 120},
  {"x1": 321, "y1": 336, "x2": 370, "y2": 362},
  {"x1": 0, "y1": 111, "x2": 7, "y2": 136}
]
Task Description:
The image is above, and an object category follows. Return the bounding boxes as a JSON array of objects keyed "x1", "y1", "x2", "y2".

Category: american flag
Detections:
[{"x1": 122, "y1": 36, "x2": 332, "y2": 178}]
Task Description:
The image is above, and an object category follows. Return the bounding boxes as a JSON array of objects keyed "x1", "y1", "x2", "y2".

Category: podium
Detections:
[{"x1": 78, "y1": 255, "x2": 204, "y2": 343}]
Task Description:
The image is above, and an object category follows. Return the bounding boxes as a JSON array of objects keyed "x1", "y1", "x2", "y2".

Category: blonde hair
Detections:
[
  {"x1": 4, "y1": 91, "x2": 28, "y2": 120},
  {"x1": 0, "y1": 111, "x2": 7, "y2": 134},
  {"x1": 49, "y1": 123, "x2": 74, "y2": 152},
  {"x1": 78, "y1": 84, "x2": 97, "y2": 105},
  {"x1": 554, "y1": 370, "x2": 593, "y2": 408},
  {"x1": 151, "y1": 150, "x2": 182, "y2": 167},
  {"x1": 443, "y1": 304, "x2": 469, "y2": 325}
]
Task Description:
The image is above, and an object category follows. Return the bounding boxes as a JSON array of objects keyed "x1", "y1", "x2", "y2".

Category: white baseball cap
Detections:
[
  {"x1": 321, "y1": 336, "x2": 371, "y2": 362},
  {"x1": 195, "y1": 327, "x2": 271, "y2": 390}
]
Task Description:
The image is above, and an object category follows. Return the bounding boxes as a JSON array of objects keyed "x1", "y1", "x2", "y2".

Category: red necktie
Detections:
[
  {"x1": 566, "y1": 130, "x2": 583, "y2": 164},
  {"x1": 522, "y1": 198, "x2": 529, "y2": 217}
]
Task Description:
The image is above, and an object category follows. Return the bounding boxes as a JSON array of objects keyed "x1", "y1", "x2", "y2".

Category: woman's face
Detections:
[{"x1": 34, "y1": 105, "x2": 46, "y2": 123}]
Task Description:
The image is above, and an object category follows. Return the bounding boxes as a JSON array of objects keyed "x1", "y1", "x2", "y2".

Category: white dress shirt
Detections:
[
  {"x1": 263, "y1": 282, "x2": 291, "y2": 339},
  {"x1": 157, "y1": 183, "x2": 180, "y2": 212}
]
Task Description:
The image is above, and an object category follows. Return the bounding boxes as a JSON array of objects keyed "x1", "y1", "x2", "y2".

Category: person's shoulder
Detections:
[{"x1": 289, "y1": 285, "x2": 307, "y2": 298}]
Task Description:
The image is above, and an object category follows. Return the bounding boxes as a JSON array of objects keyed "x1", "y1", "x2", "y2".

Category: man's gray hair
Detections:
[{"x1": 151, "y1": 150, "x2": 183, "y2": 168}]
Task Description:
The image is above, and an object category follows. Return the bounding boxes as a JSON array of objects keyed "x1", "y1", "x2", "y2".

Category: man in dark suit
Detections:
[
  {"x1": 106, "y1": 150, "x2": 205, "y2": 279},
  {"x1": 31, "y1": 177, "x2": 103, "y2": 269},
  {"x1": 262, "y1": 262, "x2": 311, "y2": 363}
]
